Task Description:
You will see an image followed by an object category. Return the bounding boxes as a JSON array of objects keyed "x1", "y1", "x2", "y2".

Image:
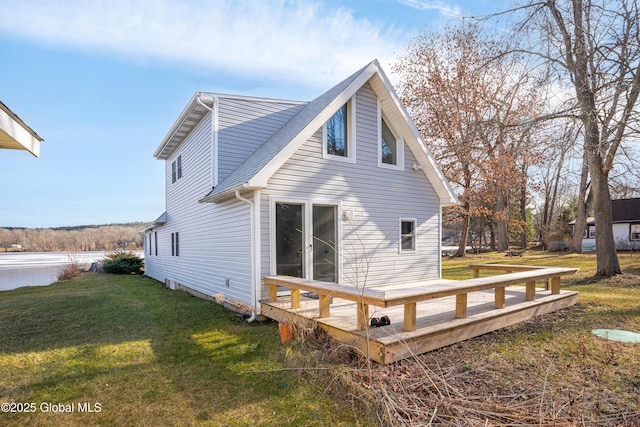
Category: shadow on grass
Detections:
[{"x1": 0, "y1": 273, "x2": 341, "y2": 424}]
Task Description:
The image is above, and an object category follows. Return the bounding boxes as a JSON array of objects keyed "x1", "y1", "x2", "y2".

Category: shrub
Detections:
[
  {"x1": 103, "y1": 251, "x2": 143, "y2": 274},
  {"x1": 58, "y1": 257, "x2": 86, "y2": 281}
]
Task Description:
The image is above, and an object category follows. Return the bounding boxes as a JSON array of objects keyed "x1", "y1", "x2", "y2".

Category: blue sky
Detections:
[{"x1": 0, "y1": 0, "x2": 500, "y2": 228}]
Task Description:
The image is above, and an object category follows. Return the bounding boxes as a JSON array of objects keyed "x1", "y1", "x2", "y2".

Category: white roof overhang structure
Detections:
[{"x1": 0, "y1": 101, "x2": 43, "y2": 157}]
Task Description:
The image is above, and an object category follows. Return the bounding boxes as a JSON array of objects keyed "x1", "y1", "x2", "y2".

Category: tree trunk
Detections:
[
  {"x1": 455, "y1": 202, "x2": 471, "y2": 257},
  {"x1": 520, "y1": 164, "x2": 528, "y2": 249},
  {"x1": 588, "y1": 152, "x2": 622, "y2": 276},
  {"x1": 496, "y1": 194, "x2": 508, "y2": 251},
  {"x1": 571, "y1": 150, "x2": 589, "y2": 253}
]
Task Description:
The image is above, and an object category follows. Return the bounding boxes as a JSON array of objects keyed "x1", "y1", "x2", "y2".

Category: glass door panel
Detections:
[
  {"x1": 275, "y1": 203, "x2": 304, "y2": 278},
  {"x1": 313, "y1": 205, "x2": 337, "y2": 282}
]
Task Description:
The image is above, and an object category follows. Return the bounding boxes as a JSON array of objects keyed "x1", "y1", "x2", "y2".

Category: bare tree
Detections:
[
  {"x1": 507, "y1": 0, "x2": 640, "y2": 276},
  {"x1": 394, "y1": 23, "x2": 547, "y2": 254}
]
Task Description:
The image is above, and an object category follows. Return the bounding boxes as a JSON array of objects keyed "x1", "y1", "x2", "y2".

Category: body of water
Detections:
[{"x1": 0, "y1": 252, "x2": 115, "y2": 291}]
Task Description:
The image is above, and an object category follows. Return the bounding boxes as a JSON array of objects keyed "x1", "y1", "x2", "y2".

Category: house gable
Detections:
[{"x1": 201, "y1": 60, "x2": 459, "y2": 206}]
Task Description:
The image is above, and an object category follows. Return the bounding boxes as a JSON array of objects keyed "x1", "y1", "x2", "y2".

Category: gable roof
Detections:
[
  {"x1": 0, "y1": 101, "x2": 43, "y2": 157},
  {"x1": 200, "y1": 60, "x2": 459, "y2": 206},
  {"x1": 612, "y1": 198, "x2": 640, "y2": 223},
  {"x1": 154, "y1": 93, "x2": 305, "y2": 160}
]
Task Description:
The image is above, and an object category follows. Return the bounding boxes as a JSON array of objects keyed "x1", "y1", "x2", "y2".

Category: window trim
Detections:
[
  {"x1": 323, "y1": 98, "x2": 356, "y2": 163},
  {"x1": 171, "y1": 232, "x2": 180, "y2": 256},
  {"x1": 378, "y1": 104, "x2": 404, "y2": 170},
  {"x1": 399, "y1": 218, "x2": 417, "y2": 253}
]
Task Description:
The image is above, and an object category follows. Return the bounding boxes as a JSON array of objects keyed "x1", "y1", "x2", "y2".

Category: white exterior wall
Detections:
[
  {"x1": 259, "y1": 84, "x2": 441, "y2": 300},
  {"x1": 145, "y1": 113, "x2": 253, "y2": 305}
]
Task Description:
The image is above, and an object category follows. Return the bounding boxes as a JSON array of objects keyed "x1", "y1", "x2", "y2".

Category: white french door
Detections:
[{"x1": 274, "y1": 201, "x2": 338, "y2": 283}]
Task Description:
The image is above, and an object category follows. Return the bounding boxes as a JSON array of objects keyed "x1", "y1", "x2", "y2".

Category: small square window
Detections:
[
  {"x1": 400, "y1": 219, "x2": 416, "y2": 252},
  {"x1": 631, "y1": 224, "x2": 640, "y2": 241}
]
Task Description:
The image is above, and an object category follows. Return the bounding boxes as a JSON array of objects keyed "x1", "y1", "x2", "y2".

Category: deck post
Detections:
[
  {"x1": 403, "y1": 303, "x2": 417, "y2": 332},
  {"x1": 525, "y1": 281, "x2": 536, "y2": 301},
  {"x1": 269, "y1": 284, "x2": 278, "y2": 302},
  {"x1": 550, "y1": 277, "x2": 560, "y2": 294},
  {"x1": 495, "y1": 287, "x2": 506, "y2": 309},
  {"x1": 291, "y1": 289, "x2": 300, "y2": 309},
  {"x1": 455, "y1": 293, "x2": 467, "y2": 318},
  {"x1": 319, "y1": 294, "x2": 331, "y2": 318},
  {"x1": 472, "y1": 268, "x2": 480, "y2": 278},
  {"x1": 356, "y1": 301, "x2": 369, "y2": 331}
]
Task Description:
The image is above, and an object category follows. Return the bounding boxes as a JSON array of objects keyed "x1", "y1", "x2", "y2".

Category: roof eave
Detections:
[{"x1": 153, "y1": 92, "x2": 215, "y2": 160}]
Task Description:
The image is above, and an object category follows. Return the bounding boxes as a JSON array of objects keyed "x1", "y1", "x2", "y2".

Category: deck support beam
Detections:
[
  {"x1": 319, "y1": 294, "x2": 331, "y2": 318},
  {"x1": 455, "y1": 293, "x2": 467, "y2": 318},
  {"x1": 495, "y1": 287, "x2": 505, "y2": 309},
  {"x1": 525, "y1": 281, "x2": 536, "y2": 301},
  {"x1": 404, "y1": 302, "x2": 417, "y2": 332},
  {"x1": 550, "y1": 277, "x2": 560, "y2": 294},
  {"x1": 291, "y1": 289, "x2": 300, "y2": 309}
]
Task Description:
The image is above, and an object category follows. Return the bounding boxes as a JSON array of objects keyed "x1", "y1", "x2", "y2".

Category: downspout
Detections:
[
  {"x1": 235, "y1": 189, "x2": 257, "y2": 322},
  {"x1": 196, "y1": 94, "x2": 218, "y2": 188}
]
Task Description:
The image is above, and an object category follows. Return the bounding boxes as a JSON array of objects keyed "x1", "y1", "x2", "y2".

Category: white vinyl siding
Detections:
[
  {"x1": 145, "y1": 113, "x2": 253, "y2": 305},
  {"x1": 260, "y1": 83, "x2": 441, "y2": 299}
]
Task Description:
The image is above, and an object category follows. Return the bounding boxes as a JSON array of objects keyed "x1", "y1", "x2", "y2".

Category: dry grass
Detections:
[{"x1": 286, "y1": 252, "x2": 640, "y2": 426}]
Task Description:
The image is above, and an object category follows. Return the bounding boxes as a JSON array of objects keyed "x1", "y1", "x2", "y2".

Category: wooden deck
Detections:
[{"x1": 261, "y1": 265, "x2": 579, "y2": 364}]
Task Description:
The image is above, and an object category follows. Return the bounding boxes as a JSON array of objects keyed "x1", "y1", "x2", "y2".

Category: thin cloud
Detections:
[
  {"x1": 0, "y1": 0, "x2": 403, "y2": 88},
  {"x1": 397, "y1": 0, "x2": 464, "y2": 18}
]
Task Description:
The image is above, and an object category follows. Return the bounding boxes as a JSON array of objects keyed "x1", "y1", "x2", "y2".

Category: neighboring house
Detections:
[
  {"x1": 0, "y1": 101, "x2": 43, "y2": 157},
  {"x1": 143, "y1": 60, "x2": 459, "y2": 317},
  {"x1": 570, "y1": 198, "x2": 640, "y2": 251}
]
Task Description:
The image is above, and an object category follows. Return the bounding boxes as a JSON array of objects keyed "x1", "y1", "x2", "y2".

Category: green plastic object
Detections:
[{"x1": 592, "y1": 329, "x2": 640, "y2": 343}]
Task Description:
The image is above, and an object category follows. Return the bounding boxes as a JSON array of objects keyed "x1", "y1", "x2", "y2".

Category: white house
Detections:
[
  {"x1": 571, "y1": 198, "x2": 640, "y2": 251},
  {"x1": 144, "y1": 60, "x2": 459, "y2": 318}
]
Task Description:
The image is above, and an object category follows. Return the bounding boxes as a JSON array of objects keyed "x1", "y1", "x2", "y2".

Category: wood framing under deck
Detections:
[{"x1": 261, "y1": 266, "x2": 578, "y2": 364}]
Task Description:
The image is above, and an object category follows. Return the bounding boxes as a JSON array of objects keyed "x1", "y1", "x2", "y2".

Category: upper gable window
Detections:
[
  {"x1": 323, "y1": 100, "x2": 355, "y2": 163},
  {"x1": 379, "y1": 111, "x2": 404, "y2": 170}
]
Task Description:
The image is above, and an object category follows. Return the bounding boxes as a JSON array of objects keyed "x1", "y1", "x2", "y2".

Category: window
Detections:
[
  {"x1": 148, "y1": 233, "x2": 152, "y2": 255},
  {"x1": 171, "y1": 155, "x2": 183, "y2": 183},
  {"x1": 400, "y1": 219, "x2": 416, "y2": 252},
  {"x1": 171, "y1": 232, "x2": 180, "y2": 256},
  {"x1": 154, "y1": 232, "x2": 158, "y2": 256},
  {"x1": 324, "y1": 100, "x2": 355, "y2": 162},
  {"x1": 588, "y1": 226, "x2": 596, "y2": 239},
  {"x1": 381, "y1": 118, "x2": 396, "y2": 164},
  {"x1": 631, "y1": 224, "x2": 640, "y2": 241},
  {"x1": 378, "y1": 108, "x2": 403, "y2": 169},
  {"x1": 327, "y1": 104, "x2": 347, "y2": 156}
]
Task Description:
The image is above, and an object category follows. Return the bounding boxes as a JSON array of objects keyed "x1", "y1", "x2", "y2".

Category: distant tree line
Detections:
[{"x1": 0, "y1": 223, "x2": 146, "y2": 252}]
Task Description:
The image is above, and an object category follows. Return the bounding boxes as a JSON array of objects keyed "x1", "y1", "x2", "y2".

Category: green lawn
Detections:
[
  {"x1": 1, "y1": 252, "x2": 639, "y2": 426},
  {"x1": 0, "y1": 274, "x2": 363, "y2": 426}
]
